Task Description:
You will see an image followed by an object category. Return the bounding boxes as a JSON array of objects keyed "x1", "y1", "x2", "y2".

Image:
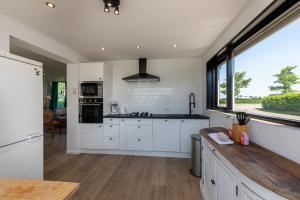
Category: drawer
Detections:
[
  {"x1": 104, "y1": 124, "x2": 120, "y2": 136},
  {"x1": 120, "y1": 118, "x2": 152, "y2": 125},
  {"x1": 127, "y1": 138, "x2": 153, "y2": 151},
  {"x1": 125, "y1": 124, "x2": 152, "y2": 138},
  {"x1": 103, "y1": 136, "x2": 119, "y2": 149},
  {"x1": 104, "y1": 118, "x2": 120, "y2": 125}
]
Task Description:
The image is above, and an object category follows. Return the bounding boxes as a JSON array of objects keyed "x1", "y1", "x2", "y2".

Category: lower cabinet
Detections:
[
  {"x1": 153, "y1": 119, "x2": 181, "y2": 152},
  {"x1": 79, "y1": 124, "x2": 103, "y2": 149},
  {"x1": 103, "y1": 136, "x2": 120, "y2": 149},
  {"x1": 239, "y1": 184, "x2": 264, "y2": 200},
  {"x1": 180, "y1": 119, "x2": 209, "y2": 153},
  {"x1": 203, "y1": 142, "x2": 238, "y2": 200},
  {"x1": 127, "y1": 137, "x2": 153, "y2": 151}
]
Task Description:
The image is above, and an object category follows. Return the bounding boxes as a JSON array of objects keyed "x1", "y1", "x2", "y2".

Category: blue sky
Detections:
[{"x1": 234, "y1": 18, "x2": 300, "y2": 97}]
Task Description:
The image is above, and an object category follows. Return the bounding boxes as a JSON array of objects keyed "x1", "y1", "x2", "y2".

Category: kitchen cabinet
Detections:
[
  {"x1": 103, "y1": 136, "x2": 119, "y2": 149},
  {"x1": 239, "y1": 184, "x2": 264, "y2": 200},
  {"x1": 104, "y1": 124, "x2": 120, "y2": 137},
  {"x1": 79, "y1": 124, "x2": 103, "y2": 149},
  {"x1": 79, "y1": 62, "x2": 103, "y2": 81},
  {"x1": 216, "y1": 159, "x2": 238, "y2": 200},
  {"x1": 180, "y1": 119, "x2": 209, "y2": 153},
  {"x1": 153, "y1": 119, "x2": 181, "y2": 152},
  {"x1": 203, "y1": 143, "x2": 217, "y2": 200},
  {"x1": 127, "y1": 138, "x2": 153, "y2": 151}
]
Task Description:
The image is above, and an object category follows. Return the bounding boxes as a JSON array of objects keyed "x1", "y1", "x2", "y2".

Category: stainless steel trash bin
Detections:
[{"x1": 190, "y1": 133, "x2": 202, "y2": 177}]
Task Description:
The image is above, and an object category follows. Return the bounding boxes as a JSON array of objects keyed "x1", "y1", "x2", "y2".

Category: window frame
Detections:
[{"x1": 206, "y1": 0, "x2": 300, "y2": 127}]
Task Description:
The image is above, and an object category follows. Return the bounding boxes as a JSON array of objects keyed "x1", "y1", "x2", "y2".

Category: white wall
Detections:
[
  {"x1": 110, "y1": 58, "x2": 203, "y2": 114},
  {"x1": 202, "y1": 0, "x2": 300, "y2": 164},
  {"x1": 67, "y1": 64, "x2": 79, "y2": 153}
]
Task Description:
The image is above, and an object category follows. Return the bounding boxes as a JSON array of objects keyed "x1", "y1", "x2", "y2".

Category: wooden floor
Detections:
[{"x1": 44, "y1": 134, "x2": 202, "y2": 200}]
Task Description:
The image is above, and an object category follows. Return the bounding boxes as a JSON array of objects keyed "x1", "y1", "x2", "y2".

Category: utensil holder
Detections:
[{"x1": 232, "y1": 123, "x2": 248, "y2": 143}]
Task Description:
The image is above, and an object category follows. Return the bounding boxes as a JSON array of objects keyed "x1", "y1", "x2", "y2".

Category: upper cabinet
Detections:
[{"x1": 79, "y1": 62, "x2": 103, "y2": 81}]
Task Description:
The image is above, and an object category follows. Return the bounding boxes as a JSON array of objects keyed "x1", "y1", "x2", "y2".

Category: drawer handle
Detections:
[
  {"x1": 181, "y1": 120, "x2": 184, "y2": 122},
  {"x1": 122, "y1": 119, "x2": 125, "y2": 121},
  {"x1": 138, "y1": 139, "x2": 141, "y2": 142},
  {"x1": 110, "y1": 138, "x2": 113, "y2": 140},
  {"x1": 137, "y1": 126, "x2": 141, "y2": 128},
  {"x1": 165, "y1": 120, "x2": 168, "y2": 122},
  {"x1": 110, "y1": 125, "x2": 113, "y2": 128},
  {"x1": 110, "y1": 119, "x2": 113, "y2": 121},
  {"x1": 99, "y1": 125, "x2": 102, "y2": 128},
  {"x1": 212, "y1": 149, "x2": 216, "y2": 152},
  {"x1": 211, "y1": 179, "x2": 216, "y2": 185},
  {"x1": 137, "y1": 120, "x2": 141, "y2": 122}
]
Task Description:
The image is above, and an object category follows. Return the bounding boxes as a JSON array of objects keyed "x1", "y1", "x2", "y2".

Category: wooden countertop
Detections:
[
  {"x1": 0, "y1": 179, "x2": 79, "y2": 200},
  {"x1": 201, "y1": 127, "x2": 300, "y2": 200}
]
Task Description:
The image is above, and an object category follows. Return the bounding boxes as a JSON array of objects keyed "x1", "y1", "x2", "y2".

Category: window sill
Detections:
[{"x1": 206, "y1": 108, "x2": 300, "y2": 128}]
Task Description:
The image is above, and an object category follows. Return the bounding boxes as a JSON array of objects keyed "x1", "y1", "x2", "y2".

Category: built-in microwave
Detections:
[{"x1": 80, "y1": 81, "x2": 103, "y2": 97}]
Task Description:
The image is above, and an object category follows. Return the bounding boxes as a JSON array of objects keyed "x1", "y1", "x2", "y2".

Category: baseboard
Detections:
[
  {"x1": 65, "y1": 150, "x2": 80, "y2": 154},
  {"x1": 79, "y1": 149, "x2": 191, "y2": 158}
]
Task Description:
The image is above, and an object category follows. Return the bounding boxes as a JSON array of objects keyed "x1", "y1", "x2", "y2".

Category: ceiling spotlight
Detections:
[
  {"x1": 173, "y1": 43, "x2": 177, "y2": 48},
  {"x1": 136, "y1": 46, "x2": 140, "y2": 49},
  {"x1": 104, "y1": 3, "x2": 110, "y2": 12},
  {"x1": 101, "y1": 47, "x2": 105, "y2": 51},
  {"x1": 114, "y1": 7, "x2": 119, "y2": 15},
  {"x1": 103, "y1": 0, "x2": 120, "y2": 15},
  {"x1": 46, "y1": 1, "x2": 55, "y2": 8}
]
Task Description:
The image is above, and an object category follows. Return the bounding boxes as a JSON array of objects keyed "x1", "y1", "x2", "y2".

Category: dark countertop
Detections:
[
  {"x1": 104, "y1": 114, "x2": 209, "y2": 120},
  {"x1": 201, "y1": 127, "x2": 300, "y2": 200}
]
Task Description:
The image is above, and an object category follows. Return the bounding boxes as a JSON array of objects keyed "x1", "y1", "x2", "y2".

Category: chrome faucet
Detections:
[{"x1": 189, "y1": 93, "x2": 195, "y2": 115}]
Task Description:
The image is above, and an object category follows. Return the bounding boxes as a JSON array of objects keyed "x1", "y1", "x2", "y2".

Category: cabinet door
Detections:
[
  {"x1": 79, "y1": 124, "x2": 103, "y2": 149},
  {"x1": 203, "y1": 143, "x2": 217, "y2": 200},
  {"x1": 79, "y1": 62, "x2": 103, "y2": 81},
  {"x1": 104, "y1": 124, "x2": 120, "y2": 137},
  {"x1": 103, "y1": 136, "x2": 120, "y2": 150},
  {"x1": 216, "y1": 159, "x2": 238, "y2": 200},
  {"x1": 153, "y1": 119, "x2": 180, "y2": 152},
  {"x1": 239, "y1": 184, "x2": 264, "y2": 200},
  {"x1": 180, "y1": 119, "x2": 209, "y2": 153}
]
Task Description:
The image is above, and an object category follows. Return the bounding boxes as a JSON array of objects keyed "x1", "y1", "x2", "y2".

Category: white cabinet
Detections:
[
  {"x1": 180, "y1": 119, "x2": 209, "y2": 153},
  {"x1": 79, "y1": 124, "x2": 103, "y2": 149},
  {"x1": 239, "y1": 184, "x2": 264, "y2": 200},
  {"x1": 79, "y1": 62, "x2": 103, "y2": 81},
  {"x1": 127, "y1": 138, "x2": 153, "y2": 151},
  {"x1": 104, "y1": 124, "x2": 120, "y2": 137},
  {"x1": 216, "y1": 159, "x2": 238, "y2": 200},
  {"x1": 103, "y1": 136, "x2": 120, "y2": 149},
  {"x1": 153, "y1": 119, "x2": 181, "y2": 152},
  {"x1": 203, "y1": 143, "x2": 217, "y2": 200}
]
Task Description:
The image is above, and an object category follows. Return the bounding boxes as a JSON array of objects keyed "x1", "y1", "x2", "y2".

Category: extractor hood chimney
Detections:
[{"x1": 122, "y1": 58, "x2": 160, "y2": 82}]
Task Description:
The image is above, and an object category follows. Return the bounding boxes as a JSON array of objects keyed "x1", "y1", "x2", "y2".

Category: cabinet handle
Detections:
[
  {"x1": 110, "y1": 138, "x2": 113, "y2": 140},
  {"x1": 110, "y1": 119, "x2": 113, "y2": 121},
  {"x1": 212, "y1": 149, "x2": 216, "y2": 152},
  {"x1": 99, "y1": 125, "x2": 102, "y2": 128},
  {"x1": 211, "y1": 179, "x2": 216, "y2": 185},
  {"x1": 138, "y1": 139, "x2": 141, "y2": 142},
  {"x1": 137, "y1": 126, "x2": 141, "y2": 128},
  {"x1": 110, "y1": 125, "x2": 113, "y2": 128},
  {"x1": 165, "y1": 120, "x2": 168, "y2": 122},
  {"x1": 138, "y1": 120, "x2": 141, "y2": 122},
  {"x1": 181, "y1": 120, "x2": 184, "y2": 122},
  {"x1": 122, "y1": 119, "x2": 125, "y2": 121}
]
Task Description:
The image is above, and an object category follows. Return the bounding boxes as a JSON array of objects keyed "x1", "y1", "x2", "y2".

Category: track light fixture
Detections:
[{"x1": 103, "y1": 0, "x2": 120, "y2": 15}]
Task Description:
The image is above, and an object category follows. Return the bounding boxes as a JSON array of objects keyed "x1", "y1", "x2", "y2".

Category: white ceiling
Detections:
[{"x1": 0, "y1": 0, "x2": 250, "y2": 61}]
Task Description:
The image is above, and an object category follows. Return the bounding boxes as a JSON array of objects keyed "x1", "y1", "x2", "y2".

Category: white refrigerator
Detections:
[{"x1": 0, "y1": 52, "x2": 43, "y2": 180}]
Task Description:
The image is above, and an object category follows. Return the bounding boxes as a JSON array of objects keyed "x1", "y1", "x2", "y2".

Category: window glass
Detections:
[
  {"x1": 217, "y1": 62, "x2": 227, "y2": 107},
  {"x1": 233, "y1": 18, "x2": 300, "y2": 121},
  {"x1": 57, "y1": 82, "x2": 66, "y2": 109}
]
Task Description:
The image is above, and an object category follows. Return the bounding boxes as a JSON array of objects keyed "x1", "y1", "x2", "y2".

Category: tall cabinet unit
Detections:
[{"x1": 78, "y1": 62, "x2": 113, "y2": 150}]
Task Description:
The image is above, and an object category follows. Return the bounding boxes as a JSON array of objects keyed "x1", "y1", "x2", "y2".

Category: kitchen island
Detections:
[{"x1": 0, "y1": 179, "x2": 79, "y2": 200}]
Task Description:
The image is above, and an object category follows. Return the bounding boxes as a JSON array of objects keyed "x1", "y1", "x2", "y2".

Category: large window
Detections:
[{"x1": 207, "y1": 1, "x2": 300, "y2": 127}]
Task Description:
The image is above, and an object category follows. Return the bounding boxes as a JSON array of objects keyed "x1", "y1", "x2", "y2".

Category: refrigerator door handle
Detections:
[{"x1": 28, "y1": 133, "x2": 41, "y2": 142}]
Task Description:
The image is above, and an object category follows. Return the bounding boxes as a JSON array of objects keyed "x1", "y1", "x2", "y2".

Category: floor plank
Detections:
[{"x1": 44, "y1": 134, "x2": 202, "y2": 200}]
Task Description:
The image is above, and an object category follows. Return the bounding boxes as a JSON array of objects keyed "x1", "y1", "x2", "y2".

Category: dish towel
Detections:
[{"x1": 208, "y1": 133, "x2": 234, "y2": 145}]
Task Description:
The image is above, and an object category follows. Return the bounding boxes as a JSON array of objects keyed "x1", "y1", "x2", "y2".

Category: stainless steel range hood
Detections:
[{"x1": 122, "y1": 58, "x2": 160, "y2": 82}]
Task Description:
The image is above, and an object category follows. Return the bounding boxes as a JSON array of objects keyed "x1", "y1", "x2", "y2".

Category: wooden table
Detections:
[
  {"x1": 0, "y1": 179, "x2": 79, "y2": 200},
  {"x1": 201, "y1": 127, "x2": 300, "y2": 200}
]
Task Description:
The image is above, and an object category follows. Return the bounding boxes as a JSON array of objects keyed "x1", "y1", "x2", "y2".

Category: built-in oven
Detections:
[
  {"x1": 80, "y1": 81, "x2": 103, "y2": 97},
  {"x1": 79, "y1": 98, "x2": 103, "y2": 123}
]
